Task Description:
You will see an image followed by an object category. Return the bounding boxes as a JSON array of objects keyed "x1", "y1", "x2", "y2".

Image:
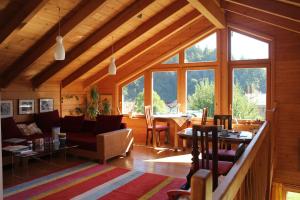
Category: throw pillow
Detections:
[
  {"x1": 62, "y1": 115, "x2": 85, "y2": 132},
  {"x1": 17, "y1": 124, "x2": 33, "y2": 136},
  {"x1": 35, "y1": 110, "x2": 60, "y2": 132},
  {"x1": 1, "y1": 117, "x2": 23, "y2": 139},
  {"x1": 94, "y1": 115, "x2": 123, "y2": 134},
  {"x1": 27, "y1": 122, "x2": 43, "y2": 134}
]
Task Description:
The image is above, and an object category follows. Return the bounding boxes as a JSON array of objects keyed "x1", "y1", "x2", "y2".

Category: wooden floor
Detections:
[{"x1": 3, "y1": 144, "x2": 192, "y2": 188}]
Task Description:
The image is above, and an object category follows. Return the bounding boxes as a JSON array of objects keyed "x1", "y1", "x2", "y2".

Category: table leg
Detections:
[{"x1": 183, "y1": 139, "x2": 187, "y2": 151}]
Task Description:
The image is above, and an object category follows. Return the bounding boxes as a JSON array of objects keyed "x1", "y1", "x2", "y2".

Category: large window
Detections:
[
  {"x1": 122, "y1": 76, "x2": 144, "y2": 114},
  {"x1": 162, "y1": 54, "x2": 179, "y2": 64},
  {"x1": 186, "y1": 70, "x2": 215, "y2": 117},
  {"x1": 184, "y1": 33, "x2": 217, "y2": 63},
  {"x1": 232, "y1": 68, "x2": 266, "y2": 120},
  {"x1": 152, "y1": 71, "x2": 177, "y2": 114},
  {"x1": 231, "y1": 31, "x2": 269, "y2": 60}
]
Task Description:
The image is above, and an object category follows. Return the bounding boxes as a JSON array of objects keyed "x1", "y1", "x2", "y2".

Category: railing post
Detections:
[{"x1": 191, "y1": 169, "x2": 212, "y2": 200}]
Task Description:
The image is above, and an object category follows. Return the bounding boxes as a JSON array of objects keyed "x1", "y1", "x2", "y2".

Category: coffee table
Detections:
[{"x1": 3, "y1": 139, "x2": 78, "y2": 177}]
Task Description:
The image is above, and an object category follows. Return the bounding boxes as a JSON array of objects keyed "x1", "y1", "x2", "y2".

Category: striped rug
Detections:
[{"x1": 4, "y1": 162, "x2": 185, "y2": 200}]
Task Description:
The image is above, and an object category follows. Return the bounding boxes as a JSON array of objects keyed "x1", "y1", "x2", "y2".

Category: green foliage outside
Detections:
[
  {"x1": 188, "y1": 79, "x2": 214, "y2": 117},
  {"x1": 233, "y1": 84, "x2": 260, "y2": 119},
  {"x1": 133, "y1": 91, "x2": 167, "y2": 114},
  {"x1": 163, "y1": 54, "x2": 179, "y2": 64},
  {"x1": 185, "y1": 46, "x2": 216, "y2": 62}
]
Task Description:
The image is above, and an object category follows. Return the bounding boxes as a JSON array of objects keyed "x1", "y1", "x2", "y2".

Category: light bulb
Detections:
[
  {"x1": 108, "y1": 57, "x2": 116, "y2": 75},
  {"x1": 54, "y1": 35, "x2": 65, "y2": 60}
]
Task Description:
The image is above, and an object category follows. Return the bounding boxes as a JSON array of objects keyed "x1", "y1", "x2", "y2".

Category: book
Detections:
[
  {"x1": 3, "y1": 138, "x2": 26, "y2": 144},
  {"x1": 2, "y1": 145, "x2": 29, "y2": 152}
]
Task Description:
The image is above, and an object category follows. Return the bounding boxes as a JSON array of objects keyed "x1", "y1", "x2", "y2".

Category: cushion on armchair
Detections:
[
  {"x1": 35, "y1": 110, "x2": 60, "y2": 132},
  {"x1": 1, "y1": 117, "x2": 23, "y2": 139},
  {"x1": 94, "y1": 115, "x2": 123, "y2": 134},
  {"x1": 62, "y1": 115, "x2": 84, "y2": 132}
]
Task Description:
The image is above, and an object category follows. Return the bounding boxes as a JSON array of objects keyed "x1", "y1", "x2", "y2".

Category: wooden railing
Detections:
[{"x1": 191, "y1": 118, "x2": 274, "y2": 199}]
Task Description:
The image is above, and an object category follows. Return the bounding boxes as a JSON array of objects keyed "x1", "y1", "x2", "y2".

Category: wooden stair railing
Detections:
[{"x1": 190, "y1": 119, "x2": 274, "y2": 200}]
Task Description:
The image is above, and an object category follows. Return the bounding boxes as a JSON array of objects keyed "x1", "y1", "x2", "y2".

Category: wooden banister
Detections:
[{"x1": 190, "y1": 117, "x2": 275, "y2": 200}]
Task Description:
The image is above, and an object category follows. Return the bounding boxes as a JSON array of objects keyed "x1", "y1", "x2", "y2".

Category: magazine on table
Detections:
[
  {"x1": 3, "y1": 138, "x2": 26, "y2": 144},
  {"x1": 2, "y1": 145, "x2": 29, "y2": 152}
]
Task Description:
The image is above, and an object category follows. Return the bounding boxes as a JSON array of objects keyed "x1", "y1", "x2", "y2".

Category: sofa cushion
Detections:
[
  {"x1": 81, "y1": 120, "x2": 96, "y2": 132},
  {"x1": 35, "y1": 110, "x2": 60, "y2": 132},
  {"x1": 94, "y1": 115, "x2": 123, "y2": 134},
  {"x1": 62, "y1": 115, "x2": 85, "y2": 132},
  {"x1": 66, "y1": 132, "x2": 97, "y2": 151},
  {"x1": 1, "y1": 117, "x2": 23, "y2": 139}
]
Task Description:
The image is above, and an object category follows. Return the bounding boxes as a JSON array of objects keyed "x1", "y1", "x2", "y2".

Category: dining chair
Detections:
[
  {"x1": 168, "y1": 125, "x2": 234, "y2": 200},
  {"x1": 213, "y1": 114, "x2": 232, "y2": 130},
  {"x1": 144, "y1": 105, "x2": 170, "y2": 145}
]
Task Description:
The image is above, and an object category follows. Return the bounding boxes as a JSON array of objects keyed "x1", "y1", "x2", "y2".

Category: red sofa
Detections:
[{"x1": 1, "y1": 110, "x2": 133, "y2": 163}]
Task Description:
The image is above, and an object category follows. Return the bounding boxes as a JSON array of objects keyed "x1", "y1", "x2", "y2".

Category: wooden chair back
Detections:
[
  {"x1": 144, "y1": 105, "x2": 153, "y2": 128},
  {"x1": 201, "y1": 107, "x2": 208, "y2": 125},
  {"x1": 213, "y1": 114, "x2": 232, "y2": 130},
  {"x1": 192, "y1": 125, "x2": 219, "y2": 190}
]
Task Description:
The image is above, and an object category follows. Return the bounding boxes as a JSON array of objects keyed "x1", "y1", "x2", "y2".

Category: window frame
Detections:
[{"x1": 119, "y1": 73, "x2": 145, "y2": 117}]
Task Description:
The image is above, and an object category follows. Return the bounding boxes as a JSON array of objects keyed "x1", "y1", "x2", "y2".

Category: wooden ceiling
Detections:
[{"x1": 0, "y1": 0, "x2": 299, "y2": 89}]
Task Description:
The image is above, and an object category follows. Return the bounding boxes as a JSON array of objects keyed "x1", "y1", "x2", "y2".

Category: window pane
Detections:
[
  {"x1": 187, "y1": 70, "x2": 215, "y2": 117},
  {"x1": 162, "y1": 54, "x2": 179, "y2": 64},
  {"x1": 122, "y1": 76, "x2": 144, "y2": 114},
  {"x1": 286, "y1": 192, "x2": 300, "y2": 200},
  {"x1": 231, "y1": 31, "x2": 269, "y2": 60},
  {"x1": 152, "y1": 71, "x2": 177, "y2": 114},
  {"x1": 184, "y1": 33, "x2": 217, "y2": 63},
  {"x1": 233, "y1": 68, "x2": 266, "y2": 120}
]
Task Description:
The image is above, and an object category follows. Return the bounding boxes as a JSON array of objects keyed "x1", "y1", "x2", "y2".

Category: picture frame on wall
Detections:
[
  {"x1": 39, "y1": 98, "x2": 54, "y2": 113},
  {"x1": 1, "y1": 100, "x2": 13, "y2": 118},
  {"x1": 100, "y1": 94, "x2": 112, "y2": 115},
  {"x1": 19, "y1": 99, "x2": 35, "y2": 115}
]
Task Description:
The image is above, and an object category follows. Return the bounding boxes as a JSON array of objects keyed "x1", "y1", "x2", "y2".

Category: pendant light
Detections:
[
  {"x1": 108, "y1": 36, "x2": 116, "y2": 75},
  {"x1": 54, "y1": 6, "x2": 65, "y2": 60}
]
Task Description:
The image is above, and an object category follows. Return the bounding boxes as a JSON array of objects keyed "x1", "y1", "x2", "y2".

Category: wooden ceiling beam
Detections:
[
  {"x1": 0, "y1": 0, "x2": 47, "y2": 45},
  {"x1": 32, "y1": 0, "x2": 154, "y2": 88},
  {"x1": 187, "y1": 0, "x2": 226, "y2": 28},
  {"x1": 61, "y1": 0, "x2": 189, "y2": 88},
  {"x1": 84, "y1": 11, "x2": 202, "y2": 88},
  {"x1": 0, "y1": 0, "x2": 106, "y2": 88},
  {"x1": 225, "y1": 0, "x2": 300, "y2": 22},
  {"x1": 223, "y1": 1, "x2": 300, "y2": 34}
]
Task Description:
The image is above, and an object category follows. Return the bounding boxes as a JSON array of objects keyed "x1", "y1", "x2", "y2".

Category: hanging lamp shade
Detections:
[
  {"x1": 54, "y1": 35, "x2": 65, "y2": 60},
  {"x1": 108, "y1": 57, "x2": 117, "y2": 75}
]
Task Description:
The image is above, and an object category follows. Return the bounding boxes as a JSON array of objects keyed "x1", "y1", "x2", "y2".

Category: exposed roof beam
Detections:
[
  {"x1": 0, "y1": 0, "x2": 47, "y2": 45},
  {"x1": 32, "y1": 0, "x2": 154, "y2": 88},
  {"x1": 61, "y1": 0, "x2": 189, "y2": 88},
  {"x1": 117, "y1": 26, "x2": 217, "y2": 86},
  {"x1": 0, "y1": 0, "x2": 106, "y2": 88},
  {"x1": 225, "y1": 0, "x2": 300, "y2": 22},
  {"x1": 187, "y1": 0, "x2": 226, "y2": 28},
  {"x1": 84, "y1": 11, "x2": 202, "y2": 88},
  {"x1": 276, "y1": 0, "x2": 300, "y2": 7},
  {"x1": 223, "y1": 1, "x2": 300, "y2": 34}
]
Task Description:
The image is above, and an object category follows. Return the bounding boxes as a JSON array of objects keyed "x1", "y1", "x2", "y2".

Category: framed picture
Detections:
[
  {"x1": 19, "y1": 99, "x2": 35, "y2": 115},
  {"x1": 100, "y1": 94, "x2": 112, "y2": 115},
  {"x1": 1, "y1": 100, "x2": 13, "y2": 118},
  {"x1": 39, "y1": 98, "x2": 54, "y2": 113}
]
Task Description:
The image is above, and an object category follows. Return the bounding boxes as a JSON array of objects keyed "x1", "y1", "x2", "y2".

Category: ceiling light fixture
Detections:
[
  {"x1": 108, "y1": 36, "x2": 116, "y2": 75},
  {"x1": 54, "y1": 6, "x2": 65, "y2": 60}
]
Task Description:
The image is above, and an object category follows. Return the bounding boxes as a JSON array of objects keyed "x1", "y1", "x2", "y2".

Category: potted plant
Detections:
[{"x1": 87, "y1": 86, "x2": 100, "y2": 119}]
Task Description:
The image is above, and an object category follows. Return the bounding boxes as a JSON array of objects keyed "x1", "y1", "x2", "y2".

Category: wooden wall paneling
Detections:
[
  {"x1": 62, "y1": 0, "x2": 189, "y2": 88},
  {"x1": 223, "y1": 1, "x2": 300, "y2": 34},
  {"x1": 0, "y1": 0, "x2": 47, "y2": 45},
  {"x1": 187, "y1": 0, "x2": 226, "y2": 28},
  {"x1": 32, "y1": 0, "x2": 154, "y2": 88},
  {"x1": 0, "y1": 0, "x2": 106, "y2": 88},
  {"x1": 83, "y1": 10, "x2": 202, "y2": 88}
]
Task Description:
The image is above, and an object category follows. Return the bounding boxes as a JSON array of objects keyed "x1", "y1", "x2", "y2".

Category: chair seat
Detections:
[
  {"x1": 208, "y1": 149, "x2": 236, "y2": 162},
  {"x1": 199, "y1": 159, "x2": 233, "y2": 175},
  {"x1": 148, "y1": 124, "x2": 169, "y2": 131}
]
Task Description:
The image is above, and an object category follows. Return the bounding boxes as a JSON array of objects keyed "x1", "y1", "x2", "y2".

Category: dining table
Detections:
[
  {"x1": 152, "y1": 114, "x2": 190, "y2": 150},
  {"x1": 177, "y1": 127, "x2": 253, "y2": 149}
]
